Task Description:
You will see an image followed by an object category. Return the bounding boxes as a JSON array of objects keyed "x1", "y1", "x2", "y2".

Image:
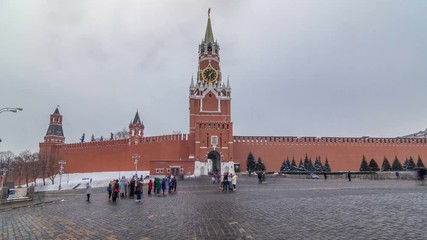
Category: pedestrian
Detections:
[
  {"x1": 107, "y1": 181, "x2": 113, "y2": 200},
  {"x1": 348, "y1": 171, "x2": 352, "y2": 182},
  {"x1": 112, "y1": 179, "x2": 120, "y2": 202},
  {"x1": 231, "y1": 173, "x2": 238, "y2": 190},
  {"x1": 168, "y1": 177, "x2": 173, "y2": 193},
  {"x1": 228, "y1": 173, "x2": 233, "y2": 191},
  {"x1": 129, "y1": 178, "x2": 135, "y2": 198},
  {"x1": 161, "y1": 178, "x2": 166, "y2": 195},
  {"x1": 257, "y1": 171, "x2": 263, "y2": 184},
  {"x1": 417, "y1": 168, "x2": 425, "y2": 185},
  {"x1": 395, "y1": 171, "x2": 400, "y2": 180},
  {"x1": 86, "y1": 182, "x2": 92, "y2": 202},
  {"x1": 323, "y1": 172, "x2": 327, "y2": 181},
  {"x1": 124, "y1": 179, "x2": 129, "y2": 197},
  {"x1": 155, "y1": 178, "x2": 161, "y2": 194},
  {"x1": 223, "y1": 172, "x2": 229, "y2": 191},
  {"x1": 172, "y1": 175, "x2": 177, "y2": 192},
  {"x1": 119, "y1": 177, "x2": 126, "y2": 198},
  {"x1": 135, "y1": 180, "x2": 143, "y2": 202},
  {"x1": 148, "y1": 179, "x2": 153, "y2": 195}
]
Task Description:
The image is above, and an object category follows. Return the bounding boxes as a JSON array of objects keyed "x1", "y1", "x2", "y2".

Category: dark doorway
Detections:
[
  {"x1": 170, "y1": 167, "x2": 180, "y2": 177},
  {"x1": 208, "y1": 151, "x2": 221, "y2": 174}
]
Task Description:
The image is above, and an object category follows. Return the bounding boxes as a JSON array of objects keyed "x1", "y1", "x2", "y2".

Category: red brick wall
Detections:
[
  {"x1": 52, "y1": 136, "x2": 190, "y2": 174},
  {"x1": 233, "y1": 137, "x2": 427, "y2": 172}
]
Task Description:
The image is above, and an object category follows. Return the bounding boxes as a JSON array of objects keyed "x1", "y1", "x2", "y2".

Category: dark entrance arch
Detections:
[{"x1": 208, "y1": 151, "x2": 221, "y2": 174}]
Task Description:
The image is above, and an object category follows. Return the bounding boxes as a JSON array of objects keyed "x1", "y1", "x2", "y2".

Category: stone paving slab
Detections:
[{"x1": 0, "y1": 176, "x2": 426, "y2": 240}]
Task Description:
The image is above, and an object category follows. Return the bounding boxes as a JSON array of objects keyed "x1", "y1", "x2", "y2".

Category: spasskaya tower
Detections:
[{"x1": 189, "y1": 9, "x2": 234, "y2": 175}]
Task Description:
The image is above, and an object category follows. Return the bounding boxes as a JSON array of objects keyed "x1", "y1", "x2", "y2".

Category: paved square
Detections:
[{"x1": 1, "y1": 176, "x2": 426, "y2": 239}]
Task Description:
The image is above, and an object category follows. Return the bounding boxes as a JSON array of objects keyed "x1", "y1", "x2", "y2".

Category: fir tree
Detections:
[
  {"x1": 407, "y1": 156, "x2": 416, "y2": 170},
  {"x1": 391, "y1": 156, "x2": 403, "y2": 171},
  {"x1": 381, "y1": 157, "x2": 392, "y2": 171},
  {"x1": 298, "y1": 159, "x2": 305, "y2": 171},
  {"x1": 91, "y1": 134, "x2": 96, "y2": 142},
  {"x1": 291, "y1": 158, "x2": 297, "y2": 171},
  {"x1": 416, "y1": 155, "x2": 425, "y2": 168},
  {"x1": 368, "y1": 158, "x2": 379, "y2": 171},
  {"x1": 246, "y1": 152, "x2": 256, "y2": 173},
  {"x1": 403, "y1": 158, "x2": 409, "y2": 170},
  {"x1": 280, "y1": 159, "x2": 287, "y2": 172},
  {"x1": 280, "y1": 157, "x2": 290, "y2": 172},
  {"x1": 303, "y1": 154, "x2": 309, "y2": 170},
  {"x1": 285, "y1": 157, "x2": 291, "y2": 170},
  {"x1": 360, "y1": 155, "x2": 369, "y2": 171},
  {"x1": 324, "y1": 158, "x2": 331, "y2": 172},
  {"x1": 307, "y1": 157, "x2": 314, "y2": 171},
  {"x1": 314, "y1": 156, "x2": 323, "y2": 171}
]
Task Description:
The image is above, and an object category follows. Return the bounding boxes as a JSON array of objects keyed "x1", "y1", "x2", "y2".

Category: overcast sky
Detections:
[{"x1": 1, "y1": 0, "x2": 427, "y2": 154}]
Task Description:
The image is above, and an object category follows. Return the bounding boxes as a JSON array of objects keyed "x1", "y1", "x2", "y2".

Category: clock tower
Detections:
[{"x1": 189, "y1": 9, "x2": 234, "y2": 175}]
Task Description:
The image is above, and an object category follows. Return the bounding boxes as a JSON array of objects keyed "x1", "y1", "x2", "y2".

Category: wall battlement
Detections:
[
  {"x1": 142, "y1": 134, "x2": 188, "y2": 143},
  {"x1": 56, "y1": 134, "x2": 189, "y2": 150},
  {"x1": 233, "y1": 136, "x2": 427, "y2": 145}
]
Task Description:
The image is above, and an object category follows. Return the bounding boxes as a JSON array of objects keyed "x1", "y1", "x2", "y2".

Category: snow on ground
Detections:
[{"x1": 33, "y1": 171, "x2": 150, "y2": 192}]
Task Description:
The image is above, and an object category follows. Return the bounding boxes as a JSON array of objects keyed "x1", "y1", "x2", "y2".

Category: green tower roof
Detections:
[{"x1": 203, "y1": 8, "x2": 215, "y2": 43}]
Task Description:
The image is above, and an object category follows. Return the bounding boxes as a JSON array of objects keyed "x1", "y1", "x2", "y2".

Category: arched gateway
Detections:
[{"x1": 208, "y1": 151, "x2": 221, "y2": 174}]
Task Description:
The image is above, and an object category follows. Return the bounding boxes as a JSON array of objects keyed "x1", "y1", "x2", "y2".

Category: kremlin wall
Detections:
[{"x1": 40, "y1": 12, "x2": 427, "y2": 176}]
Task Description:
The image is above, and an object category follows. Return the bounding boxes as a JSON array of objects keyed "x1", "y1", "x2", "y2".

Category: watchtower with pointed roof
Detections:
[
  {"x1": 189, "y1": 9, "x2": 234, "y2": 169},
  {"x1": 44, "y1": 107, "x2": 65, "y2": 143},
  {"x1": 129, "y1": 110, "x2": 144, "y2": 144}
]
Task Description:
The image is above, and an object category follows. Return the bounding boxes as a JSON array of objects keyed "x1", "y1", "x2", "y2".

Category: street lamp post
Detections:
[
  {"x1": 132, "y1": 154, "x2": 140, "y2": 180},
  {"x1": 58, "y1": 160, "x2": 66, "y2": 190},
  {"x1": 0, "y1": 168, "x2": 8, "y2": 188},
  {"x1": 0, "y1": 108, "x2": 23, "y2": 114},
  {"x1": 0, "y1": 108, "x2": 23, "y2": 145}
]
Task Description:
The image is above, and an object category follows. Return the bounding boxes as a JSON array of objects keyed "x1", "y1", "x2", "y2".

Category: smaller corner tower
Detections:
[
  {"x1": 129, "y1": 110, "x2": 144, "y2": 145},
  {"x1": 44, "y1": 107, "x2": 65, "y2": 143}
]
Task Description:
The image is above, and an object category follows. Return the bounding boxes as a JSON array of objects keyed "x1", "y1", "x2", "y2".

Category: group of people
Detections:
[
  {"x1": 104, "y1": 175, "x2": 177, "y2": 203},
  {"x1": 107, "y1": 176, "x2": 143, "y2": 202},
  {"x1": 147, "y1": 175, "x2": 177, "y2": 195},
  {"x1": 212, "y1": 172, "x2": 237, "y2": 191}
]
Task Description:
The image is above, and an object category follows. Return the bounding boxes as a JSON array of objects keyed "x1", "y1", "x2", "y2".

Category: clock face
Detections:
[{"x1": 202, "y1": 66, "x2": 218, "y2": 83}]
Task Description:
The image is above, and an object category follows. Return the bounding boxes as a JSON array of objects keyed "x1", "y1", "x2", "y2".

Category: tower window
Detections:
[{"x1": 207, "y1": 44, "x2": 212, "y2": 52}]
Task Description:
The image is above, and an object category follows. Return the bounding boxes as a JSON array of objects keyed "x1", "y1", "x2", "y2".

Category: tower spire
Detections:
[{"x1": 204, "y1": 8, "x2": 215, "y2": 43}]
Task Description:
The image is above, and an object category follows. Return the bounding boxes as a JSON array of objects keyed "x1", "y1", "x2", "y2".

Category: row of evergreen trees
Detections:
[
  {"x1": 246, "y1": 152, "x2": 266, "y2": 173},
  {"x1": 280, "y1": 154, "x2": 331, "y2": 172},
  {"x1": 359, "y1": 155, "x2": 425, "y2": 172}
]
